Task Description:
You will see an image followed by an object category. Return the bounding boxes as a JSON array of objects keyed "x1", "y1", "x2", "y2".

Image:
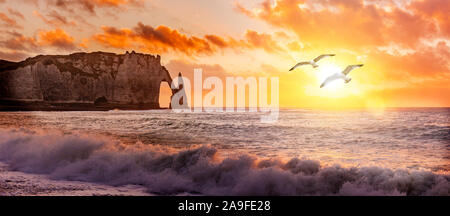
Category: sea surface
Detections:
[{"x1": 0, "y1": 108, "x2": 449, "y2": 195}]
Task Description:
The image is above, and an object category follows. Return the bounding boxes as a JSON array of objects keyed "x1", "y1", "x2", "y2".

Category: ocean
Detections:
[{"x1": 0, "y1": 108, "x2": 449, "y2": 195}]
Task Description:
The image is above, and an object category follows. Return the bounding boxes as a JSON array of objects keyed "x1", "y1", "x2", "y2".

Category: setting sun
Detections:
[
  {"x1": 316, "y1": 64, "x2": 344, "y2": 90},
  {"x1": 300, "y1": 62, "x2": 363, "y2": 100}
]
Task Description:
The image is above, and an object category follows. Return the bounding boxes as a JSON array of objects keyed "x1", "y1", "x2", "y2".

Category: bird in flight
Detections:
[
  {"x1": 289, "y1": 54, "x2": 335, "y2": 71},
  {"x1": 320, "y1": 64, "x2": 364, "y2": 88}
]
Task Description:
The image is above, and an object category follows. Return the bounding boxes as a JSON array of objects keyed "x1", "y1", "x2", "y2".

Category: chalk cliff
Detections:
[{"x1": 0, "y1": 51, "x2": 174, "y2": 110}]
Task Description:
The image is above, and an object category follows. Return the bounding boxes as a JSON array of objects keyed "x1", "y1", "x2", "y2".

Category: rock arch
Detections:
[{"x1": 0, "y1": 51, "x2": 181, "y2": 111}]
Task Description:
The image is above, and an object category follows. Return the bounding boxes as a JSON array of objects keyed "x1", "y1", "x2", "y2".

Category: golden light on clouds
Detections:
[{"x1": 0, "y1": 0, "x2": 448, "y2": 108}]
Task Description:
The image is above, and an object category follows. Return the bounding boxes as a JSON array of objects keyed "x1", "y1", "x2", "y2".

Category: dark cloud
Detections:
[
  {"x1": 7, "y1": 8, "x2": 25, "y2": 19},
  {"x1": 34, "y1": 10, "x2": 77, "y2": 27},
  {"x1": 0, "y1": 12, "x2": 22, "y2": 28},
  {"x1": 47, "y1": 0, "x2": 144, "y2": 15},
  {"x1": 0, "y1": 31, "x2": 39, "y2": 52}
]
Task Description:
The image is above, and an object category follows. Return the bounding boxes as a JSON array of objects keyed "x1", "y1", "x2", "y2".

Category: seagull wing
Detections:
[
  {"x1": 342, "y1": 64, "x2": 364, "y2": 75},
  {"x1": 313, "y1": 54, "x2": 335, "y2": 63},
  {"x1": 320, "y1": 73, "x2": 342, "y2": 88},
  {"x1": 289, "y1": 62, "x2": 311, "y2": 71}
]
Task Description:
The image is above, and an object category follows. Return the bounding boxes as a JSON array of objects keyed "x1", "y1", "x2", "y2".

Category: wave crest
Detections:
[{"x1": 0, "y1": 129, "x2": 448, "y2": 196}]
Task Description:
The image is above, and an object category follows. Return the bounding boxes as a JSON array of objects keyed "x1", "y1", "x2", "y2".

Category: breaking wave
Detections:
[{"x1": 0, "y1": 129, "x2": 448, "y2": 196}]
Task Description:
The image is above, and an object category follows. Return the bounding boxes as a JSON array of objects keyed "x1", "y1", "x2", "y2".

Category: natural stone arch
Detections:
[
  {"x1": 0, "y1": 51, "x2": 182, "y2": 111},
  {"x1": 158, "y1": 66, "x2": 174, "y2": 108}
]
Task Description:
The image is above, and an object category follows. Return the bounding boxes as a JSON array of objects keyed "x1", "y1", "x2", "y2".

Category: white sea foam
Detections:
[{"x1": 0, "y1": 129, "x2": 448, "y2": 196}]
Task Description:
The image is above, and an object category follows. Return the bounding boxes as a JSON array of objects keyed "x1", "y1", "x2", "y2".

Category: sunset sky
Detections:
[{"x1": 0, "y1": 0, "x2": 449, "y2": 108}]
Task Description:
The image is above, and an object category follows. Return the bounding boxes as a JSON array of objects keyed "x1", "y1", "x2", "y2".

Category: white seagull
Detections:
[
  {"x1": 320, "y1": 64, "x2": 363, "y2": 88},
  {"x1": 289, "y1": 54, "x2": 335, "y2": 71}
]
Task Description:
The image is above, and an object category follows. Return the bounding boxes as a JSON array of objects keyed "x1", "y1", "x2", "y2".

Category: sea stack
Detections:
[{"x1": 169, "y1": 72, "x2": 189, "y2": 109}]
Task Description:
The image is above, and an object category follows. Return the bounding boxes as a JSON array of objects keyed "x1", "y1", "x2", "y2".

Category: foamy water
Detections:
[{"x1": 0, "y1": 109, "x2": 449, "y2": 195}]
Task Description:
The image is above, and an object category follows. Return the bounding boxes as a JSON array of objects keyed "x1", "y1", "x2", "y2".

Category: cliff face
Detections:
[{"x1": 0, "y1": 52, "x2": 174, "y2": 110}]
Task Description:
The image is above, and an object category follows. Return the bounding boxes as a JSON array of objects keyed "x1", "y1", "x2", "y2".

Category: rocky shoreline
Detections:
[{"x1": 0, "y1": 99, "x2": 164, "y2": 111}]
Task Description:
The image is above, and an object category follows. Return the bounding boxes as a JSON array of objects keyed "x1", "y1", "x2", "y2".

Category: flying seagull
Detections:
[
  {"x1": 289, "y1": 54, "x2": 335, "y2": 71},
  {"x1": 320, "y1": 64, "x2": 364, "y2": 88}
]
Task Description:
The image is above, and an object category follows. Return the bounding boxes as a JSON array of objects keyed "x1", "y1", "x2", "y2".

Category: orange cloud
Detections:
[
  {"x1": 133, "y1": 23, "x2": 214, "y2": 55},
  {"x1": 93, "y1": 26, "x2": 134, "y2": 49},
  {"x1": 410, "y1": 0, "x2": 450, "y2": 37},
  {"x1": 0, "y1": 12, "x2": 21, "y2": 28},
  {"x1": 38, "y1": 29, "x2": 77, "y2": 50},
  {"x1": 237, "y1": 0, "x2": 449, "y2": 78},
  {"x1": 79, "y1": 38, "x2": 90, "y2": 49},
  {"x1": 245, "y1": 30, "x2": 285, "y2": 53},
  {"x1": 205, "y1": 35, "x2": 228, "y2": 48},
  {"x1": 238, "y1": 0, "x2": 444, "y2": 49},
  {"x1": 93, "y1": 23, "x2": 284, "y2": 55},
  {"x1": 92, "y1": 0, "x2": 129, "y2": 7},
  {"x1": 372, "y1": 41, "x2": 450, "y2": 79}
]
